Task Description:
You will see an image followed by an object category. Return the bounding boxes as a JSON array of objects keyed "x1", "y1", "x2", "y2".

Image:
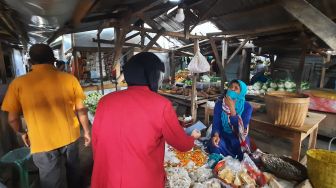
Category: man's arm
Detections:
[
  {"x1": 8, "y1": 112, "x2": 30, "y2": 147},
  {"x1": 76, "y1": 101, "x2": 91, "y2": 147}
]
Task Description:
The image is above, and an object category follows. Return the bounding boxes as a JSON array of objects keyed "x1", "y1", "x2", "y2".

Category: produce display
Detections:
[
  {"x1": 248, "y1": 80, "x2": 310, "y2": 95},
  {"x1": 175, "y1": 70, "x2": 190, "y2": 83},
  {"x1": 160, "y1": 87, "x2": 221, "y2": 98},
  {"x1": 84, "y1": 92, "x2": 103, "y2": 114},
  {"x1": 164, "y1": 144, "x2": 293, "y2": 188}
]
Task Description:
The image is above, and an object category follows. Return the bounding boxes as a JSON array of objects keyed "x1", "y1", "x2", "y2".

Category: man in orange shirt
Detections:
[{"x1": 2, "y1": 44, "x2": 91, "y2": 188}]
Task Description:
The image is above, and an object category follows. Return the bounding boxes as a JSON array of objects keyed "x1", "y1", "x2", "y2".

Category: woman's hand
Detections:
[
  {"x1": 224, "y1": 96, "x2": 236, "y2": 116},
  {"x1": 191, "y1": 129, "x2": 201, "y2": 139},
  {"x1": 212, "y1": 133, "x2": 220, "y2": 147}
]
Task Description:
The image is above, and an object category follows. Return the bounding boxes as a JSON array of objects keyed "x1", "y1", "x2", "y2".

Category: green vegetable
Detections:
[{"x1": 84, "y1": 92, "x2": 103, "y2": 114}]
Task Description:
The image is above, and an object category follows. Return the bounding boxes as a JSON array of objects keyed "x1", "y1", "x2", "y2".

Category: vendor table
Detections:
[{"x1": 203, "y1": 105, "x2": 326, "y2": 161}]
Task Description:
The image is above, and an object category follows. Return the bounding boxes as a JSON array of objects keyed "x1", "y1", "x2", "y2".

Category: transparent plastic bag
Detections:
[{"x1": 187, "y1": 51, "x2": 210, "y2": 73}]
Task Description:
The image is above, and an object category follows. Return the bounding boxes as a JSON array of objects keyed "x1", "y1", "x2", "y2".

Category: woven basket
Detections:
[
  {"x1": 307, "y1": 138, "x2": 336, "y2": 188},
  {"x1": 264, "y1": 91, "x2": 310, "y2": 127}
]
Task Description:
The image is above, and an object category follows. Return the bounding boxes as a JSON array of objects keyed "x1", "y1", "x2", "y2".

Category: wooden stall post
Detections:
[
  {"x1": 71, "y1": 33, "x2": 80, "y2": 79},
  {"x1": 320, "y1": 53, "x2": 331, "y2": 88},
  {"x1": 97, "y1": 30, "x2": 104, "y2": 94},
  {"x1": 239, "y1": 49, "x2": 247, "y2": 80},
  {"x1": 169, "y1": 51, "x2": 176, "y2": 84},
  {"x1": 191, "y1": 39, "x2": 199, "y2": 122},
  {"x1": 210, "y1": 38, "x2": 226, "y2": 92},
  {"x1": 296, "y1": 33, "x2": 308, "y2": 92},
  {"x1": 0, "y1": 43, "x2": 6, "y2": 83}
]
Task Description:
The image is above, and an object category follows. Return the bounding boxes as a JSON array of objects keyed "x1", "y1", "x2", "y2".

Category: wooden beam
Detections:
[
  {"x1": 213, "y1": 2, "x2": 280, "y2": 21},
  {"x1": 141, "y1": 23, "x2": 145, "y2": 49},
  {"x1": 320, "y1": 53, "x2": 331, "y2": 88},
  {"x1": 174, "y1": 39, "x2": 209, "y2": 50},
  {"x1": 92, "y1": 38, "x2": 169, "y2": 51},
  {"x1": 125, "y1": 31, "x2": 140, "y2": 42},
  {"x1": 281, "y1": 0, "x2": 336, "y2": 50},
  {"x1": 144, "y1": 33, "x2": 161, "y2": 48},
  {"x1": 184, "y1": 9, "x2": 191, "y2": 39},
  {"x1": 70, "y1": 0, "x2": 97, "y2": 26},
  {"x1": 127, "y1": 26, "x2": 208, "y2": 39},
  {"x1": 226, "y1": 38, "x2": 249, "y2": 64},
  {"x1": 143, "y1": 29, "x2": 164, "y2": 52},
  {"x1": 207, "y1": 22, "x2": 300, "y2": 37}
]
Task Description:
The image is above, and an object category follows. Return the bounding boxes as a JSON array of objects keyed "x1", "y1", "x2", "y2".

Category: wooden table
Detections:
[
  {"x1": 203, "y1": 106, "x2": 326, "y2": 161},
  {"x1": 160, "y1": 92, "x2": 219, "y2": 107}
]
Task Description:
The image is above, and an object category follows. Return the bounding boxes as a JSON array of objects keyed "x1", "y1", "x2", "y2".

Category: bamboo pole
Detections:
[
  {"x1": 97, "y1": 31, "x2": 104, "y2": 94},
  {"x1": 191, "y1": 39, "x2": 198, "y2": 122}
]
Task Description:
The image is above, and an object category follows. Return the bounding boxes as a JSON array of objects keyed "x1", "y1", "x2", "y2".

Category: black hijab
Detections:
[{"x1": 123, "y1": 52, "x2": 165, "y2": 92}]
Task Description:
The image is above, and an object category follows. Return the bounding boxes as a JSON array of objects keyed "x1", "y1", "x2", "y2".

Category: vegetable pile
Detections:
[
  {"x1": 84, "y1": 92, "x2": 103, "y2": 114},
  {"x1": 248, "y1": 80, "x2": 310, "y2": 95}
]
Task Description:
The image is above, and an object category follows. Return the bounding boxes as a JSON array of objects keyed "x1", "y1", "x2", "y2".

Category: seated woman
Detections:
[{"x1": 208, "y1": 80, "x2": 253, "y2": 160}]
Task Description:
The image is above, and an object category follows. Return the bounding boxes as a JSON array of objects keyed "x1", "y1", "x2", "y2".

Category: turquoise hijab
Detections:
[{"x1": 221, "y1": 80, "x2": 248, "y2": 133}]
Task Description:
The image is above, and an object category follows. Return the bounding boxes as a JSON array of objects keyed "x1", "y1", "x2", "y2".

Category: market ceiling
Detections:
[{"x1": 0, "y1": 0, "x2": 336, "y2": 52}]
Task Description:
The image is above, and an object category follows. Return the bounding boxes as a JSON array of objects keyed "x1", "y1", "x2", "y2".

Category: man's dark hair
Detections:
[{"x1": 29, "y1": 44, "x2": 55, "y2": 64}]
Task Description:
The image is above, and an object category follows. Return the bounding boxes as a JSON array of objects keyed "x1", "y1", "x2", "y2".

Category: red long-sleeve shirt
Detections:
[{"x1": 91, "y1": 86, "x2": 194, "y2": 188}]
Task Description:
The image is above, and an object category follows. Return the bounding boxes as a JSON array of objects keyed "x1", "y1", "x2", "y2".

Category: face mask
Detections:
[{"x1": 226, "y1": 89, "x2": 238, "y2": 100}]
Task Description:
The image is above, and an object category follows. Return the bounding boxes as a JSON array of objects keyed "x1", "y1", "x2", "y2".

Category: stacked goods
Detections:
[
  {"x1": 248, "y1": 80, "x2": 310, "y2": 95},
  {"x1": 214, "y1": 155, "x2": 284, "y2": 188}
]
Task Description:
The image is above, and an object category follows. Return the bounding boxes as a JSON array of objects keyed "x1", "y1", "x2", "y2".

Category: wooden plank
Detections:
[
  {"x1": 191, "y1": 39, "x2": 199, "y2": 122},
  {"x1": 184, "y1": 9, "x2": 191, "y2": 39},
  {"x1": 281, "y1": 0, "x2": 336, "y2": 50},
  {"x1": 320, "y1": 54, "x2": 331, "y2": 88},
  {"x1": 143, "y1": 29, "x2": 164, "y2": 52},
  {"x1": 226, "y1": 38, "x2": 249, "y2": 64}
]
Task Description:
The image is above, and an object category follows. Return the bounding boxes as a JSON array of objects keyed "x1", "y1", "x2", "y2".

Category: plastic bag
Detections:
[{"x1": 188, "y1": 51, "x2": 210, "y2": 73}]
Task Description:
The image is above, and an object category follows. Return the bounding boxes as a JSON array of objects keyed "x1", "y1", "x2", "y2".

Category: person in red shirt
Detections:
[{"x1": 91, "y1": 52, "x2": 200, "y2": 188}]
